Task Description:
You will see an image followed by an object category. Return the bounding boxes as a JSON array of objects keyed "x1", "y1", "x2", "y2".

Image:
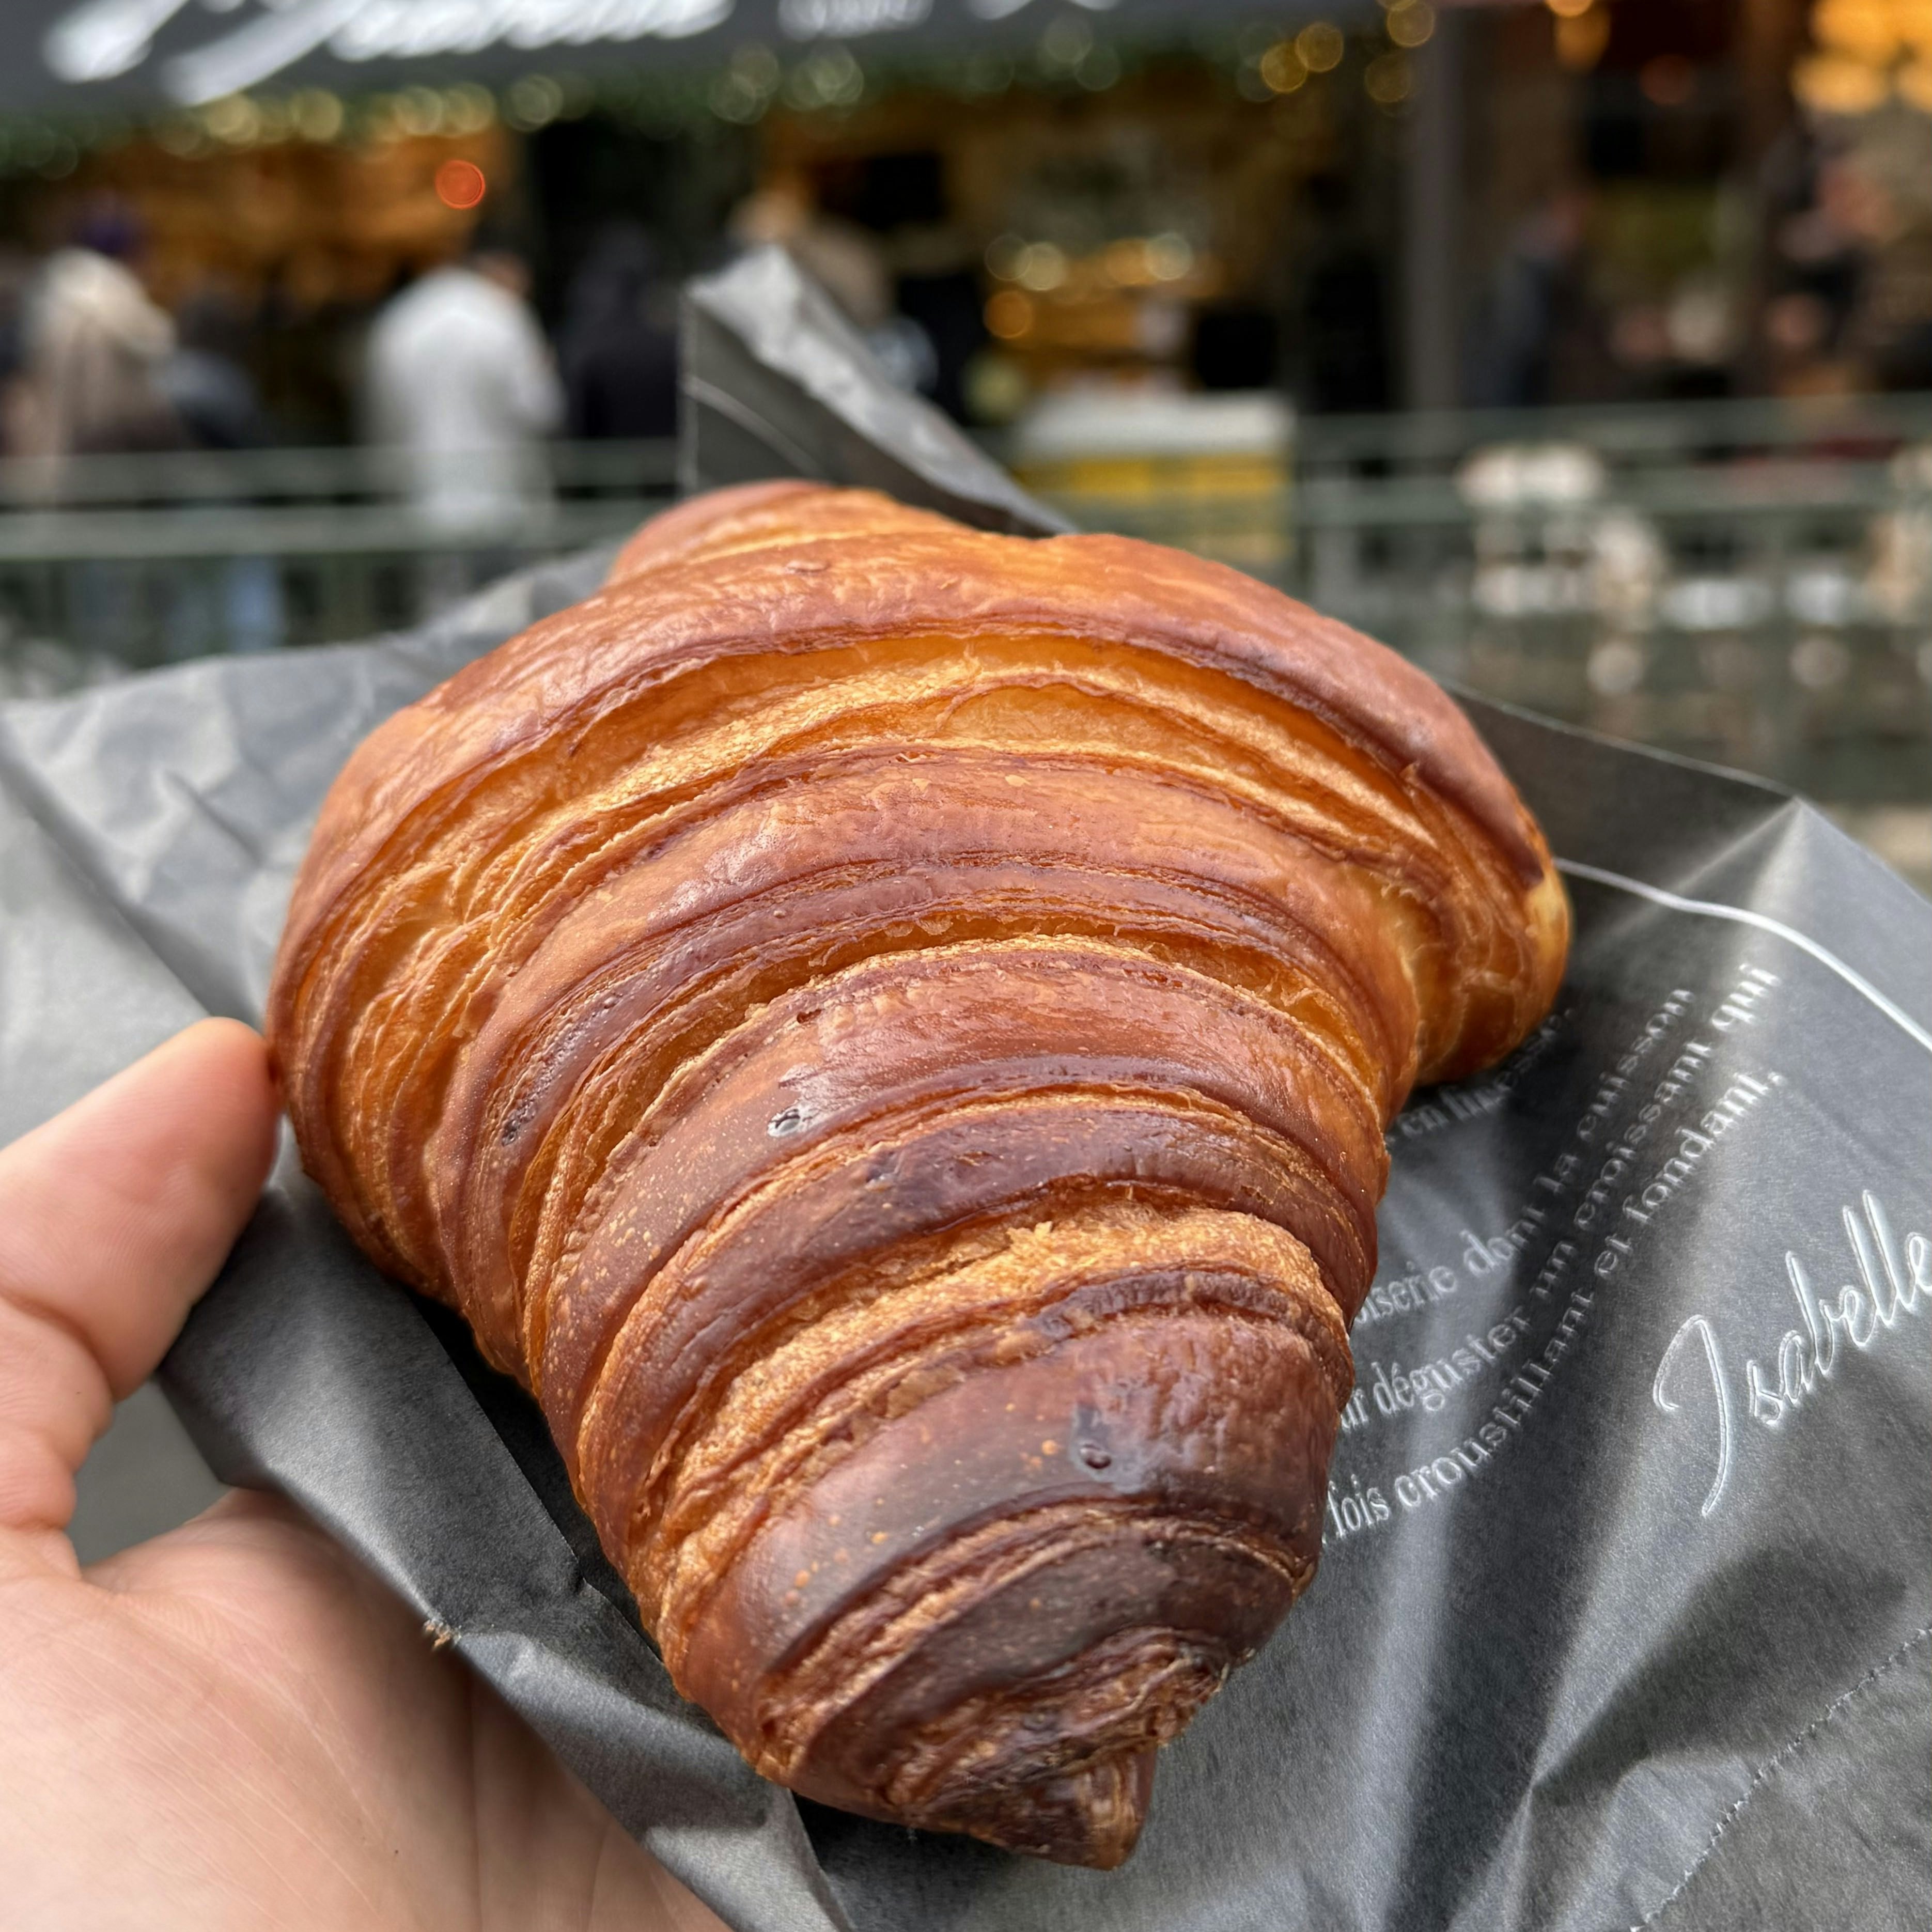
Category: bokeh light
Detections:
[
  {"x1": 1296, "y1": 22, "x2": 1346, "y2": 72},
  {"x1": 434, "y1": 158, "x2": 487, "y2": 211},
  {"x1": 985, "y1": 289, "x2": 1034, "y2": 339}
]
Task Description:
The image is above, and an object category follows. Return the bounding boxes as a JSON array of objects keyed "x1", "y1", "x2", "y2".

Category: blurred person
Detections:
[
  {"x1": 894, "y1": 269, "x2": 986, "y2": 420},
  {"x1": 160, "y1": 283, "x2": 271, "y2": 453},
  {"x1": 8, "y1": 199, "x2": 184, "y2": 661},
  {"x1": 364, "y1": 238, "x2": 562, "y2": 605},
  {"x1": 1465, "y1": 186, "x2": 1600, "y2": 409},
  {"x1": 157, "y1": 284, "x2": 287, "y2": 656},
  {"x1": 1757, "y1": 120, "x2": 1932, "y2": 398},
  {"x1": 9, "y1": 197, "x2": 182, "y2": 472},
  {"x1": 0, "y1": 249, "x2": 39, "y2": 452},
  {"x1": 1770, "y1": 146, "x2": 1879, "y2": 393},
  {"x1": 1775, "y1": 154, "x2": 1865, "y2": 315},
  {"x1": 1764, "y1": 289, "x2": 1856, "y2": 396},
  {"x1": 728, "y1": 179, "x2": 942, "y2": 396},
  {"x1": 558, "y1": 222, "x2": 678, "y2": 441},
  {"x1": 1841, "y1": 175, "x2": 1932, "y2": 394},
  {"x1": 1292, "y1": 174, "x2": 1391, "y2": 415},
  {"x1": 729, "y1": 174, "x2": 892, "y2": 330}
]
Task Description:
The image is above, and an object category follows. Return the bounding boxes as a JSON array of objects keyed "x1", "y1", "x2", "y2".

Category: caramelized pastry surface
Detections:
[{"x1": 268, "y1": 482, "x2": 1567, "y2": 1867}]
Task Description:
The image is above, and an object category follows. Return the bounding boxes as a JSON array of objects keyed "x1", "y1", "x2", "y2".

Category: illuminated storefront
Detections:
[{"x1": 0, "y1": 0, "x2": 1926, "y2": 438}]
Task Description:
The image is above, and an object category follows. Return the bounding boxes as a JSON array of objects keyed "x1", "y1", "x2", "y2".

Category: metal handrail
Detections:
[
  {"x1": 1, "y1": 396, "x2": 1926, "y2": 520},
  {"x1": 0, "y1": 500, "x2": 665, "y2": 564},
  {"x1": 0, "y1": 439, "x2": 680, "y2": 509},
  {"x1": 0, "y1": 404, "x2": 1926, "y2": 574},
  {"x1": 1048, "y1": 470, "x2": 1921, "y2": 534},
  {"x1": 1290, "y1": 391, "x2": 1932, "y2": 468}
]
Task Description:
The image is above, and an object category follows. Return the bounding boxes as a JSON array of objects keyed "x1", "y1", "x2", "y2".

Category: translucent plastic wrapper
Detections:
[{"x1": 1, "y1": 251, "x2": 1925, "y2": 1931}]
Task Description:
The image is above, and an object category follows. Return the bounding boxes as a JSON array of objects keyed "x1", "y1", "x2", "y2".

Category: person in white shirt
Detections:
[{"x1": 364, "y1": 247, "x2": 563, "y2": 547}]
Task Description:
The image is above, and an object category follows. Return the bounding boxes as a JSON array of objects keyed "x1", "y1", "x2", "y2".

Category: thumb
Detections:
[{"x1": 0, "y1": 1020, "x2": 277, "y2": 1569}]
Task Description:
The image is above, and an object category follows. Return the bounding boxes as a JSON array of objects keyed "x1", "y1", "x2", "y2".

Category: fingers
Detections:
[{"x1": 0, "y1": 1020, "x2": 277, "y2": 1555}]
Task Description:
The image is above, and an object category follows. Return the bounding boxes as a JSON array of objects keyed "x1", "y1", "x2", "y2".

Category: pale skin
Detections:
[{"x1": 0, "y1": 1019, "x2": 728, "y2": 1931}]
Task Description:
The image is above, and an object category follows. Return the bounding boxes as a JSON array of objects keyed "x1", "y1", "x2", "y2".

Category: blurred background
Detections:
[
  {"x1": 1, "y1": 0, "x2": 1928, "y2": 847},
  {"x1": 5, "y1": 0, "x2": 1925, "y2": 1562}
]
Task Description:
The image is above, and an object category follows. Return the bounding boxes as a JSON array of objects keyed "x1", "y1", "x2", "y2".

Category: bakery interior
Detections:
[{"x1": 0, "y1": 0, "x2": 1926, "y2": 1562}]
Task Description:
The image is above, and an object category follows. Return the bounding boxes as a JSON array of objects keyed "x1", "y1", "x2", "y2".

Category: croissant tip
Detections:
[
  {"x1": 955, "y1": 1746, "x2": 1158, "y2": 1869},
  {"x1": 1042, "y1": 1746, "x2": 1159, "y2": 1869}
]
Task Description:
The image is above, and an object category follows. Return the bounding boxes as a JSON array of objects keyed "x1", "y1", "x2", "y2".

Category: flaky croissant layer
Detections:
[{"x1": 268, "y1": 482, "x2": 1566, "y2": 1866}]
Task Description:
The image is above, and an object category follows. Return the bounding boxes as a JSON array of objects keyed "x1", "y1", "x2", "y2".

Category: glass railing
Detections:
[
  {"x1": 0, "y1": 439, "x2": 680, "y2": 684},
  {"x1": 1, "y1": 405, "x2": 1926, "y2": 890},
  {"x1": 1008, "y1": 393, "x2": 1932, "y2": 828}
]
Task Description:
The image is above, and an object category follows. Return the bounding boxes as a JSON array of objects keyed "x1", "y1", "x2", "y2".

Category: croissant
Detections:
[{"x1": 267, "y1": 481, "x2": 1567, "y2": 1868}]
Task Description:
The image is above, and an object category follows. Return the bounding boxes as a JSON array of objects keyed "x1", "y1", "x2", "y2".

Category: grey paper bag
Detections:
[{"x1": 0, "y1": 248, "x2": 1924, "y2": 1932}]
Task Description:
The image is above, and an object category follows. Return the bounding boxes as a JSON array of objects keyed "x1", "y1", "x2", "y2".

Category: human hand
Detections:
[{"x1": 0, "y1": 1020, "x2": 728, "y2": 1931}]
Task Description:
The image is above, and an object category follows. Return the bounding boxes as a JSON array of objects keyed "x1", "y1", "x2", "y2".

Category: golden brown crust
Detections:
[{"x1": 266, "y1": 484, "x2": 1567, "y2": 1868}]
